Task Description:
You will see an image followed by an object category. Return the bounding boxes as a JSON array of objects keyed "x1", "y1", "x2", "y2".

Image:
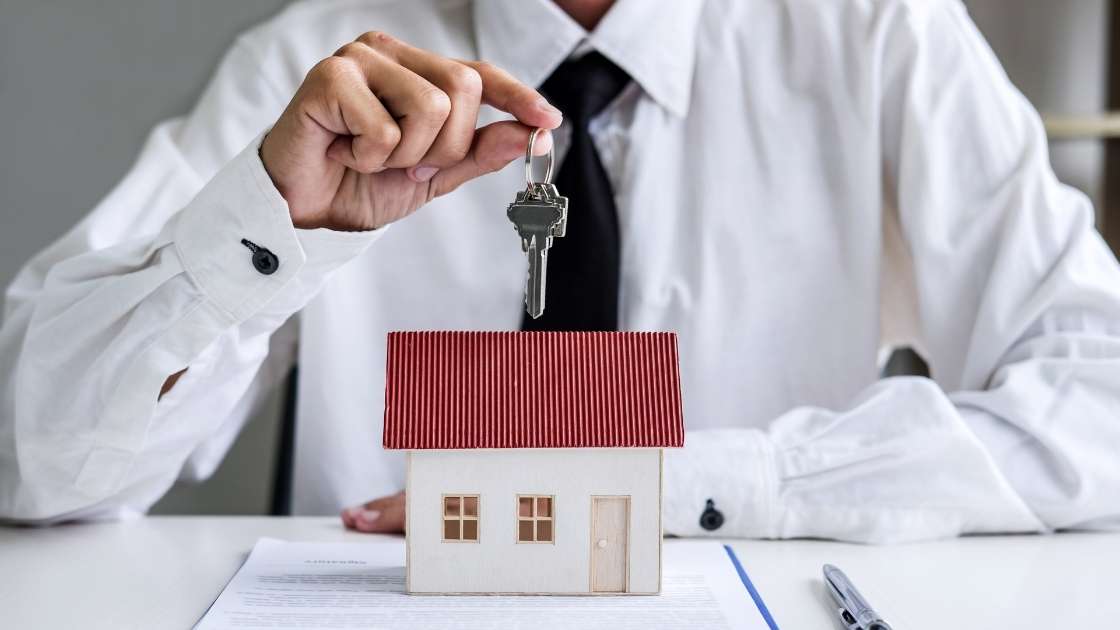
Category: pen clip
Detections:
[
  {"x1": 836, "y1": 606, "x2": 862, "y2": 630},
  {"x1": 825, "y1": 566, "x2": 861, "y2": 629}
]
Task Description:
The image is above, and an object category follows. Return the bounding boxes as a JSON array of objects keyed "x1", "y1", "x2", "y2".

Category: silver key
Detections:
[
  {"x1": 507, "y1": 128, "x2": 568, "y2": 319},
  {"x1": 508, "y1": 183, "x2": 568, "y2": 318}
]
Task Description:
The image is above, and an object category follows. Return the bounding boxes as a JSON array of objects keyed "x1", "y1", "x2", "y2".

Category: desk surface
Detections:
[{"x1": 0, "y1": 516, "x2": 1111, "y2": 629}]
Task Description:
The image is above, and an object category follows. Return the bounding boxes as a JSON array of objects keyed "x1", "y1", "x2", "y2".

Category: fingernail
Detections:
[
  {"x1": 532, "y1": 130, "x2": 553, "y2": 156},
  {"x1": 536, "y1": 98, "x2": 562, "y2": 119},
  {"x1": 410, "y1": 165, "x2": 439, "y2": 182},
  {"x1": 358, "y1": 509, "x2": 381, "y2": 525}
]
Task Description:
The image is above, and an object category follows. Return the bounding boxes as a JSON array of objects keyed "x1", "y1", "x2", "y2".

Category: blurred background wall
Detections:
[
  {"x1": 967, "y1": 0, "x2": 1111, "y2": 227},
  {"x1": 0, "y1": 0, "x2": 1115, "y2": 515}
]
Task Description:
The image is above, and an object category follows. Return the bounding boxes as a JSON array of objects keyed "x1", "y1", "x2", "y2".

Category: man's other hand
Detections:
[
  {"x1": 261, "y1": 31, "x2": 561, "y2": 232},
  {"x1": 341, "y1": 491, "x2": 406, "y2": 533}
]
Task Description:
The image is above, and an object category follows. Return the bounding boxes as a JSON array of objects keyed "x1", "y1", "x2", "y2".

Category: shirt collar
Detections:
[{"x1": 473, "y1": 0, "x2": 706, "y2": 118}]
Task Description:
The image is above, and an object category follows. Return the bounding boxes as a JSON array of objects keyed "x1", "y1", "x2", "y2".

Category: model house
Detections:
[{"x1": 382, "y1": 331, "x2": 685, "y2": 595}]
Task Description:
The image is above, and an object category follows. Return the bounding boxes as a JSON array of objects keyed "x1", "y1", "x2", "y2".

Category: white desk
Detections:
[{"x1": 0, "y1": 516, "x2": 1112, "y2": 629}]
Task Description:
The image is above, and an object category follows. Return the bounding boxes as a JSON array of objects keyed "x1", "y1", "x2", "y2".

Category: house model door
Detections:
[{"x1": 590, "y1": 496, "x2": 630, "y2": 593}]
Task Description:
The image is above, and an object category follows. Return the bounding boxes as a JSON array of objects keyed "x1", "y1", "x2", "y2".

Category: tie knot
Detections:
[{"x1": 540, "y1": 52, "x2": 632, "y2": 123}]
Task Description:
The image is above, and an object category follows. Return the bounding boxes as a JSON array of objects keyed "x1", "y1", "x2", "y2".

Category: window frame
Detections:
[
  {"x1": 441, "y1": 494, "x2": 480, "y2": 543},
  {"x1": 515, "y1": 494, "x2": 555, "y2": 544}
]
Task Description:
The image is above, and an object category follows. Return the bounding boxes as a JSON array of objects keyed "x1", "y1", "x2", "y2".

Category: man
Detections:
[{"x1": 2, "y1": 0, "x2": 1119, "y2": 543}]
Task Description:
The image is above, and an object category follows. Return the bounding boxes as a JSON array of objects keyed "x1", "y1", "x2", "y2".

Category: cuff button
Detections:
[
  {"x1": 241, "y1": 238, "x2": 279, "y2": 275},
  {"x1": 699, "y1": 498, "x2": 724, "y2": 531}
]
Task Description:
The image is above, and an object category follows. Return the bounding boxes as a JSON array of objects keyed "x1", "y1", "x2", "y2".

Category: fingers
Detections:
[
  {"x1": 334, "y1": 42, "x2": 449, "y2": 169},
  {"x1": 430, "y1": 122, "x2": 552, "y2": 198},
  {"x1": 314, "y1": 31, "x2": 561, "y2": 185},
  {"x1": 300, "y1": 55, "x2": 401, "y2": 174},
  {"x1": 359, "y1": 33, "x2": 483, "y2": 173},
  {"x1": 462, "y1": 60, "x2": 563, "y2": 130},
  {"x1": 320, "y1": 69, "x2": 400, "y2": 173},
  {"x1": 341, "y1": 491, "x2": 406, "y2": 534},
  {"x1": 359, "y1": 34, "x2": 561, "y2": 154}
]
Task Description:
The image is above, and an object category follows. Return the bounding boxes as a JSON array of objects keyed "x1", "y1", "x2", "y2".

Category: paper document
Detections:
[{"x1": 196, "y1": 538, "x2": 772, "y2": 630}]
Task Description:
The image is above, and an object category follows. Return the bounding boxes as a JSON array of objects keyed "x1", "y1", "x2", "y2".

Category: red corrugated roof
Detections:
[{"x1": 383, "y1": 331, "x2": 684, "y2": 450}]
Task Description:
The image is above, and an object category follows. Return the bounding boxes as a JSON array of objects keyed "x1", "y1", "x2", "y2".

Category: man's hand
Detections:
[
  {"x1": 341, "y1": 491, "x2": 406, "y2": 533},
  {"x1": 261, "y1": 31, "x2": 562, "y2": 232}
]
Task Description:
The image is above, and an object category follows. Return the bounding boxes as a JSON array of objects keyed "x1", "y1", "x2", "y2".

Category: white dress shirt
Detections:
[{"x1": 2, "y1": 0, "x2": 1119, "y2": 543}]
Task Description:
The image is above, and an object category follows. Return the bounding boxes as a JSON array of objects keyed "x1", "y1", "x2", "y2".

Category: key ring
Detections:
[{"x1": 524, "y1": 128, "x2": 554, "y2": 191}]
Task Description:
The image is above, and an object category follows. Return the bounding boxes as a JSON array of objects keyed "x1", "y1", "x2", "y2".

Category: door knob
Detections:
[{"x1": 597, "y1": 539, "x2": 607, "y2": 549}]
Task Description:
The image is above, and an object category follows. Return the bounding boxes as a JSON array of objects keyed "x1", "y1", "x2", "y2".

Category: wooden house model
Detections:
[{"x1": 382, "y1": 331, "x2": 685, "y2": 595}]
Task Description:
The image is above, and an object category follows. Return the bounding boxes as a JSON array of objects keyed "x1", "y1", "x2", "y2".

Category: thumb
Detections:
[{"x1": 429, "y1": 122, "x2": 553, "y2": 197}]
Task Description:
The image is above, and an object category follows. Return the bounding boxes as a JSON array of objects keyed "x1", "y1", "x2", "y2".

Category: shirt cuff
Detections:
[
  {"x1": 663, "y1": 428, "x2": 778, "y2": 538},
  {"x1": 173, "y1": 134, "x2": 384, "y2": 323}
]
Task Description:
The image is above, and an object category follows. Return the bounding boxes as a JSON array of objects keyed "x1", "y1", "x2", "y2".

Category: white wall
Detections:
[{"x1": 408, "y1": 448, "x2": 662, "y2": 594}]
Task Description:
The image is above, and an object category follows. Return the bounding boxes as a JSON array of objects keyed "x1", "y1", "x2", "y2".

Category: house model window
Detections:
[
  {"x1": 442, "y1": 495, "x2": 479, "y2": 542},
  {"x1": 517, "y1": 495, "x2": 554, "y2": 543}
]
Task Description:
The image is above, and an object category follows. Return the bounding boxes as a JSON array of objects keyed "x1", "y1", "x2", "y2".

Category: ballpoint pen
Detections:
[{"x1": 822, "y1": 564, "x2": 894, "y2": 630}]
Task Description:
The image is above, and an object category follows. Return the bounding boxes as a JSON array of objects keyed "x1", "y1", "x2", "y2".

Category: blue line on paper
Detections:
[{"x1": 723, "y1": 544, "x2": 779, "y2": 630}]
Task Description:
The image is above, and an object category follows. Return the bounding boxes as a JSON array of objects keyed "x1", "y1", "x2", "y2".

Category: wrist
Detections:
[
  {"x1": 663, "y1": 429, "x2": 777, "y2": 538},
  {"x1": 259, "y1": 132, "x2": 381, "y2": 233}
]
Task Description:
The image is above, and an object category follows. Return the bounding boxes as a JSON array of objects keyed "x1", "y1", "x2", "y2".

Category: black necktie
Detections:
[{"x1": 521, "y1": 52, "x2": 632, "y2": 332}]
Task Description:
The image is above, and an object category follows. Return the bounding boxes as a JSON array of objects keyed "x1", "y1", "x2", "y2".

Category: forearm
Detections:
[
  {"x1": 664, "y1": 378, "x2": 1050, "y2": 543},
  {"x1": 0, "y1": 137, "x2": 381, "y2": 522},
  {"x1": 952, "y1": 317, "x2": 1120, "y2": 531}
]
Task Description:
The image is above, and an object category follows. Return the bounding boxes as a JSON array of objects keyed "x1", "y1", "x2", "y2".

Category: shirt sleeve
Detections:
[
  {"x1": 0, "y1": 35, "x2": 384, "y2": 522},
  {"x1": 664, "y1": 0, "x2": 1120, "y2": 543}
]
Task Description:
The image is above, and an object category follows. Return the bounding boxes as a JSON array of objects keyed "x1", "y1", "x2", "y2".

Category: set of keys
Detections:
[{"x1": 507, "y1": 128, "x2": 568, "y2": 319}]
